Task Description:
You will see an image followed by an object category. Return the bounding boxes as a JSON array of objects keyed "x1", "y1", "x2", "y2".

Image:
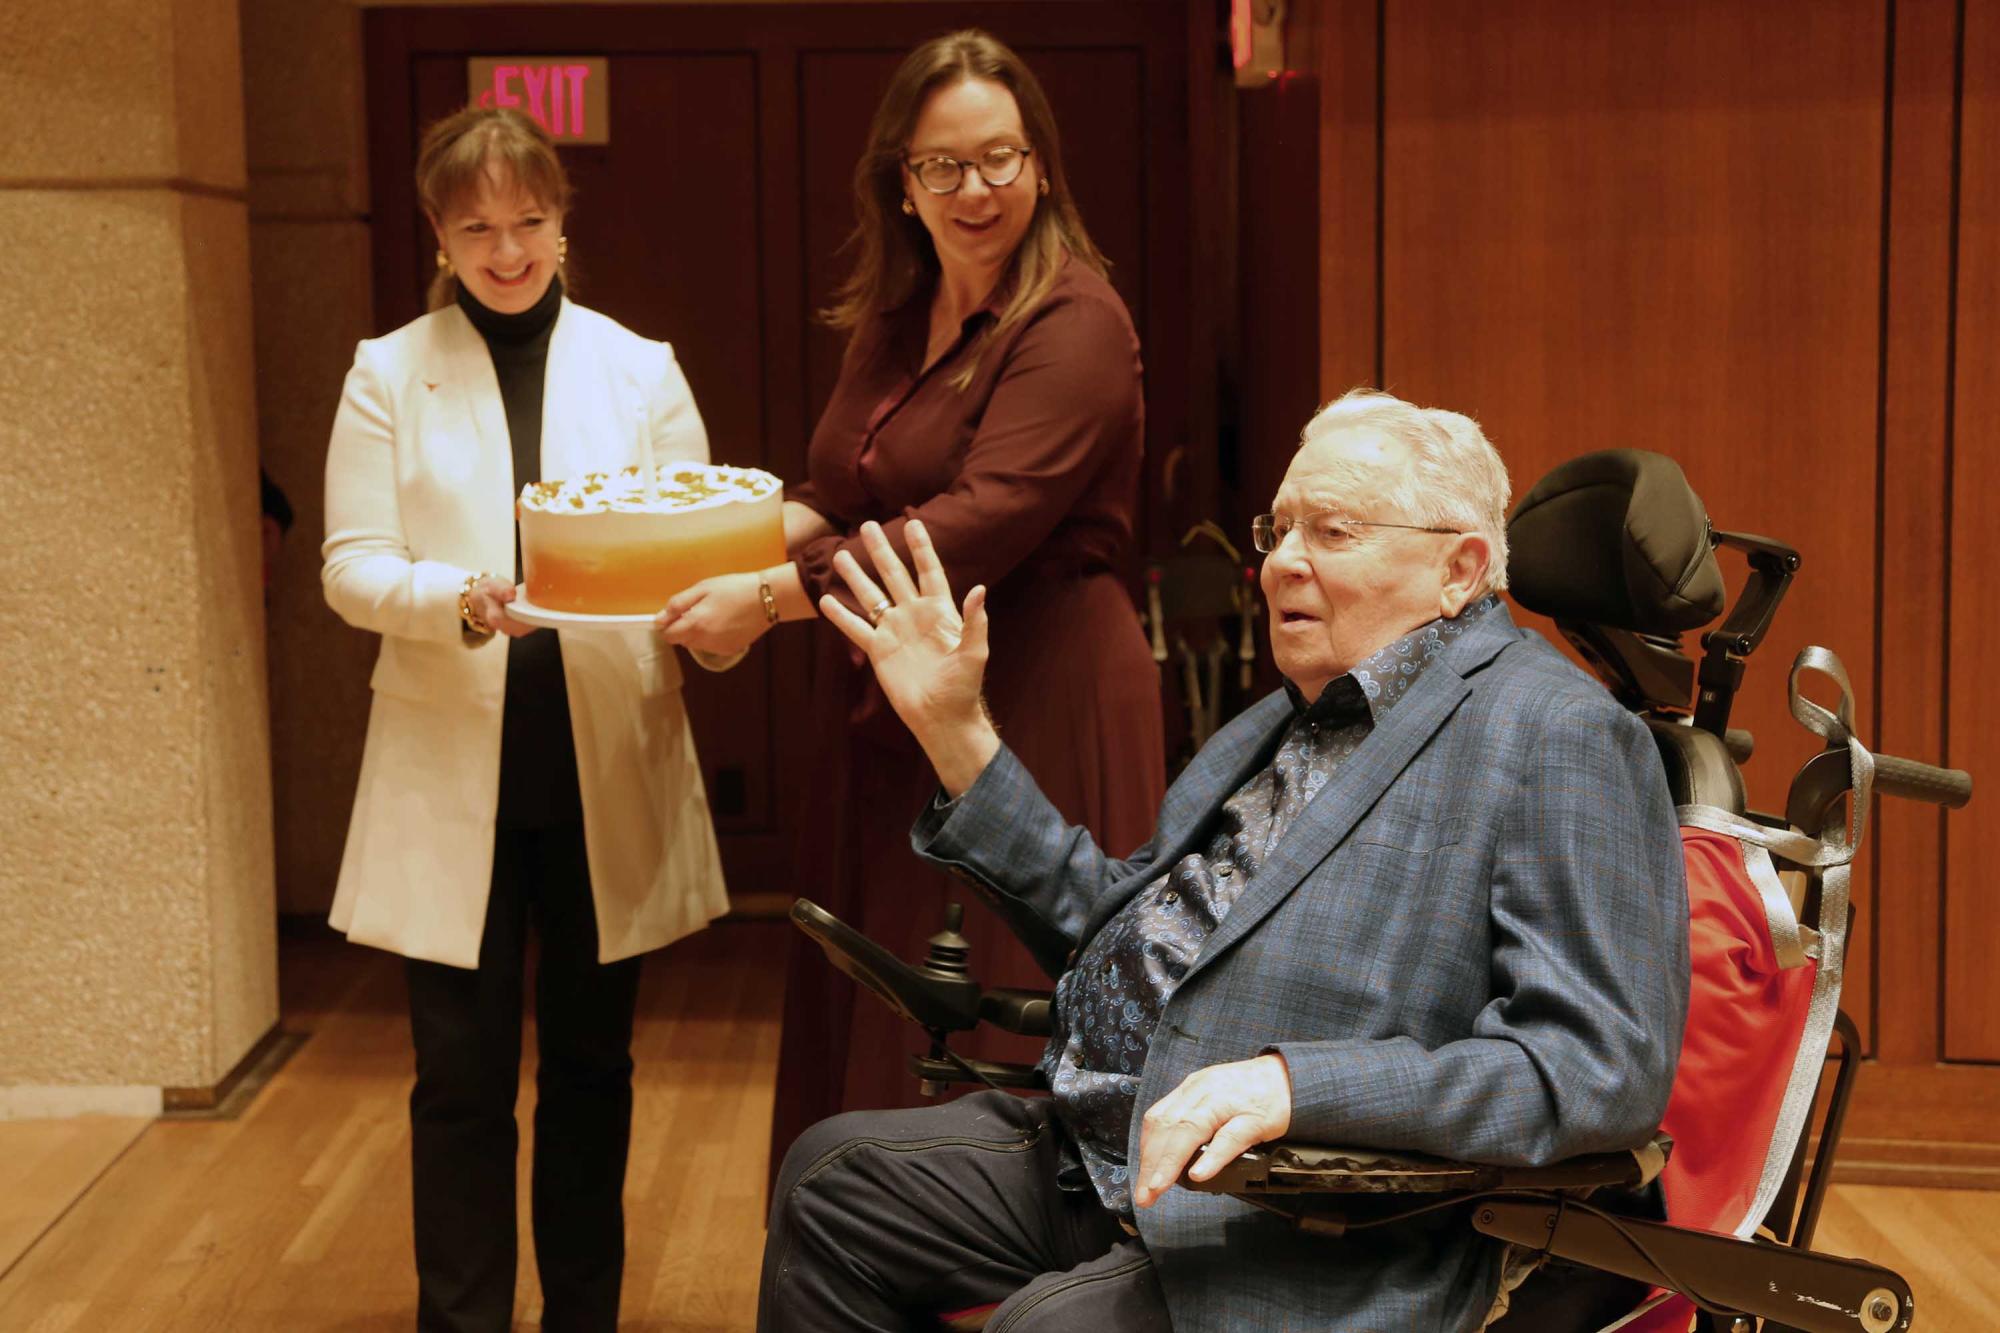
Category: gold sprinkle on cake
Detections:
[{"x1": 519, "y1": 462, "x2": 781, "y2": 515}]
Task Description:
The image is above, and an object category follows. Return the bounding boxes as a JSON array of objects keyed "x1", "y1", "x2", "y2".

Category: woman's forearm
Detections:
[{"x1": 783, "y1": 499, "x2": 837, "y2": 551}]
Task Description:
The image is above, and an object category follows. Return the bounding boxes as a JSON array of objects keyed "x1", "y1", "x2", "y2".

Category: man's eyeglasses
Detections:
[
  {"x1": 905, "y1": 145, "x2": 1034, "y2": 195},
  {"x1": 1251, "y1": 510, "x2": 1464, "y2": 554}
]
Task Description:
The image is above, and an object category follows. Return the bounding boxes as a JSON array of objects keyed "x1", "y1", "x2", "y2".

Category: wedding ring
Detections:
[{"x1": 866, "y1": 597, "x2": 893, "y2": 627}]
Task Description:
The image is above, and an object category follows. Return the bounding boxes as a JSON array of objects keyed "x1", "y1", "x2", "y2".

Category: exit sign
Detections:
[{"x1": 468, "y1": 58, "x2": 610, "y2": 145}]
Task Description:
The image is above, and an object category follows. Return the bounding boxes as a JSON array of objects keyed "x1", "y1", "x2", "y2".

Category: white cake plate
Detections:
[
  {"x1": 505, "y1": 589, "x2": 746, "y2": 671},
  {"x1": 507, "y1": 588, "x2": 656, "y2": 630}
]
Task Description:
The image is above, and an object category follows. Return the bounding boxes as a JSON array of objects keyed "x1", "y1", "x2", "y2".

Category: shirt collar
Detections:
[{"x1": 1284, "y1": 594, "x2": 1504, "y2": 724}]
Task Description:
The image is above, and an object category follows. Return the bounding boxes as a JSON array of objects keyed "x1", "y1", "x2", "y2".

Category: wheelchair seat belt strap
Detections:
[{"x1": 1675, "y1": 645, "x2": 1873, "y2": 1240}]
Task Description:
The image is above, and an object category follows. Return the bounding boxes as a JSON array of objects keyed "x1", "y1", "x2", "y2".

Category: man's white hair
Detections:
[{"x1": 1298, "y1": 388, "x2": 1511, "y2": 596}]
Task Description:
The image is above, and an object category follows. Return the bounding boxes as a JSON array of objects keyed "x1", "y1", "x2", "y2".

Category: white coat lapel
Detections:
[
  {"x1": 541, "y1": 298, "x2": 589, "y2": 482},
  {"x1": 436, "y1": 305, "x2": 516, "y2": 577},
  {"x1": 537, "y1": 301, "x2": 665, "y2": 683},
  {"x1": 543, "y1": 299, "x2": 646, "y2": 483}
]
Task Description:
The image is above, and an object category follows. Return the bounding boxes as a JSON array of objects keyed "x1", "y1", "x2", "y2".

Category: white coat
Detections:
[{"x1": 321, "y1": 297, "x2": 727, "y2": 967}]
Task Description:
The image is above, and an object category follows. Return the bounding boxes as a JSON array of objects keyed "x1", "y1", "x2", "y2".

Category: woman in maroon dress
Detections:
[{"x1": 655, "y1": 29, "x2": 1165, "y2": 1167}]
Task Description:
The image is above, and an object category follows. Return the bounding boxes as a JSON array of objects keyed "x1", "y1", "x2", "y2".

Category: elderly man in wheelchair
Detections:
[{"x1": 760, "y1": 389, "x2": 1961, "y2": 1332}]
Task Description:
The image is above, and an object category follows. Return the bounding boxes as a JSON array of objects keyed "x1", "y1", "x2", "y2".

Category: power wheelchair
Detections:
[{"x1": 789, "y1": 450, "x2": 1972, "y2": 1333}]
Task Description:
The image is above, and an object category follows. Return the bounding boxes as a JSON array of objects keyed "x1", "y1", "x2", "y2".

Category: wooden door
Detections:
[
  {"x1": 365, "y1": 3, "x2": 1207, "y2": 898},
  {"x1": 1293, "y1": 0, "x2": 2000, "y2": 1179}
]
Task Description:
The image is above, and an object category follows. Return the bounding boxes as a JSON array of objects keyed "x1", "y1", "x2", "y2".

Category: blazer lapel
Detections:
[
  {"x1": 1080, "y1": 692, "x2": 1295, "y2": 942},
  {"x1": 436, "y1": 306, "x2": 515, "y2": 575},
  {"x1": 1178, "y1": 608, "x2": 1522, "y2": 988},
  {"x1": 542, "y1": 299, "x2": 649, "y2": 482},
  {"x1": 540, "y1": 298, "x2": 592, "y2": 481}
]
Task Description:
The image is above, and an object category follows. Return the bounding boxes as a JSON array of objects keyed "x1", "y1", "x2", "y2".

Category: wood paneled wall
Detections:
[
  {"x1": 1290, "y1": 0, "x2": 1999, "y2": 1177},
  {"x1": 1946, "y1": 0, "x2": 2000, "y2": 1065}
]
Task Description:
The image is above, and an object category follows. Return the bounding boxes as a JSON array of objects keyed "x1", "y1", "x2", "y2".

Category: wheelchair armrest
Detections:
[
  {"x1": 792, "y1": 897, "x2": 1057, "y2": 1038},
  {"x1": 978, "y1": 987, "x2": 1053, "y2": 1037},
  {"x1": 1185, "y1": 1134, "x2": 1671, "y2": 1197},
  {"x1": 791, "y1": 898, "x2": 982, "y2": 1032}
]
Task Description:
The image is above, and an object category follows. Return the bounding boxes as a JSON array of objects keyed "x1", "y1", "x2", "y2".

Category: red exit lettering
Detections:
[{"x1": 475, "y1": 63, "x2": 595, "y2": 139}]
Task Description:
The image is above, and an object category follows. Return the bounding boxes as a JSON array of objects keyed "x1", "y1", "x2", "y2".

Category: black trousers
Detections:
[
  {"x1": 405, "y1": 823, "x2": 643, "y2": 1333},
  {"x1": 760, "y1": 1091, "x2": 1172, "y2": 1332}
]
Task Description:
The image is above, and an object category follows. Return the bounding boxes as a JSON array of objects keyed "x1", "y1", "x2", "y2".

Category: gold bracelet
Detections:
[
  {"x1": 757, "y1": 573, "x2": 780, "y2": 626},
  {"x1": 459, "y1": 572, "x2": 494, "y2": 636}
]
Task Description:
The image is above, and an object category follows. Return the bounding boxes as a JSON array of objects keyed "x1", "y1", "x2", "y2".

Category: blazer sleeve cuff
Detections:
[
  {"x1": 910, "y1": 742, "x2": 1022, "y2": 872},
  {"x1": 1264, "y1": 1038, "x2": 1433, "y2": 1148}
]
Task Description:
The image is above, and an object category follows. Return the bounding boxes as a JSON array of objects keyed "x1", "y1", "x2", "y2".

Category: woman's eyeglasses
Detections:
[{"x1": 905, "y1": 145, "x2": 1034, "y2": 195}]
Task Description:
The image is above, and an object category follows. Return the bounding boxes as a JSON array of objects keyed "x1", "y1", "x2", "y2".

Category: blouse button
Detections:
[
  {"x1": 1216, "y1": 864, "x2": 1234, "y2": 879},
  {"x1": 1162, "y1": 889, "x2": 1180, "y2": 904}
]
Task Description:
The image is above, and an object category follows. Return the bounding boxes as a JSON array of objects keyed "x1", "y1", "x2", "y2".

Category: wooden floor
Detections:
[
  {"x1": 2, "y1": 921, "x2": 1996, "y2": 1330},
  {"x1": 0, "y1": 924, "x2": 780, "y2": 1332}
]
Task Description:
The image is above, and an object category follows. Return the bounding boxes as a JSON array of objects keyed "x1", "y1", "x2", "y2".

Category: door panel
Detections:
[
  {"x1": 1376, "y1": 0, "x2": 1889, "y2": 1041},
  {"x1": 1944, "y1": 0, "x2": 2000, "y2": 1061}
]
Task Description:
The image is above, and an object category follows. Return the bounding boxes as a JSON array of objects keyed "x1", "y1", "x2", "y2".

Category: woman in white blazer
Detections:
[{"x1": 321, "y1": 107, "x2": 725, "y2": 1332}]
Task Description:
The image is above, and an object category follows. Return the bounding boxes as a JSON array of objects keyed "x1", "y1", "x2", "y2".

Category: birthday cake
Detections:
[{"x1": 518, "y1": 463, "x2": 786, "y2": 615}]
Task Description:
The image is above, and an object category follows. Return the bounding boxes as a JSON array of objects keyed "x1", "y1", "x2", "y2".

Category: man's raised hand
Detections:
[{"x1": 820, "y1": 519, "x2": 1001, "y2": 796}]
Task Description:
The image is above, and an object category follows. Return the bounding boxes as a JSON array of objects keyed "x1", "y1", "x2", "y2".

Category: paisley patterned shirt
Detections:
[{"x1": 1045, "y1": 595, "x2": 1503, "y2": 1214}]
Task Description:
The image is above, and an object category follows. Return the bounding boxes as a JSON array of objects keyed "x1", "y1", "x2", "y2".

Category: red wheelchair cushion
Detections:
[{"x1": 1658, "y1": 828, "x2": 1818, "y2": 1232}]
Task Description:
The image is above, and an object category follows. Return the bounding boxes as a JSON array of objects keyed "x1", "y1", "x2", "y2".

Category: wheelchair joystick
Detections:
[
  {"x1": 922, "y1": 903, "x2": 972, "y2": 978},
  {"x1": 917, "y1": 905, "x2": 972, "y2": 1097}
]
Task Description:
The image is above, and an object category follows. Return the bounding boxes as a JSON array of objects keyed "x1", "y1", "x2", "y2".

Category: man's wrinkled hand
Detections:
[
  {"x1": 819, "y1": 522, "x2": 997, "y2": 796},
  {"x1": 1132, "y1": 1053, "x2": 1293, "y2": 1209}
]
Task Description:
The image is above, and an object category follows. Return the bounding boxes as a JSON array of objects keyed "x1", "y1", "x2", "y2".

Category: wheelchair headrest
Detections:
[{"x1": 1507, "y1": 450, "x2": 1726, "y2": 635}]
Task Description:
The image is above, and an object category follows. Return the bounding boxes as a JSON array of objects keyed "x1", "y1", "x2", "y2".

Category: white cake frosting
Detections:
[{"x1": 519, "y1": 462, "x2": 781, "y2": 515}]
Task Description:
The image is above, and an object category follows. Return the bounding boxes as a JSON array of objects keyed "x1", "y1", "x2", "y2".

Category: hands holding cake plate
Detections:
[
  {"x1": 654, "y1": 499, "x2": 830, "y2": 656},
  {"x1": 653, "y1": 573, "x2": 769, "y2": 657},
  {"x1": 466, "y1": 575, "x2": 537, "y2": 638}
]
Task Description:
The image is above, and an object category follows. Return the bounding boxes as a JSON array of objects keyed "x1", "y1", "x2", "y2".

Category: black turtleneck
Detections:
[
  {"x1": 459, "y1": 277, "x2": 582, "y2": 830},
  {"x1": 458, "y1": 274, "x2": 562, "y2": 512}
]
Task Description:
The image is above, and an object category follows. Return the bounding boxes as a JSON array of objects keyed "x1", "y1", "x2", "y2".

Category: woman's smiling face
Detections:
[
  {"x1": 431, "y1": 166, "x2": 563, "y2": 314},
  {"x1": 902, "y1": 77, "x2": 1039, "y2": 282}
]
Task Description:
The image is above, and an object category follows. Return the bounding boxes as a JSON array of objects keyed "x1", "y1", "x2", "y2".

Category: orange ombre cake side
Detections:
[{"x1": 518, "y1": 463, "x2": 785, "y2": 614}]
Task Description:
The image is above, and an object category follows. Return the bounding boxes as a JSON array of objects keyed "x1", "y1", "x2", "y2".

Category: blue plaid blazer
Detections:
[{"x1": 915, "y1": 605, "x2": 1690, "y2": 1331}]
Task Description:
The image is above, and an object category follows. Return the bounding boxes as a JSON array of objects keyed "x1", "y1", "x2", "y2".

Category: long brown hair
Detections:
[
  {"x1": 825, "y1": 30, "x2": 1107, "y2": 388},
  {"x1": 415, "y1": 107, "x2": 575, "y2": 311}
]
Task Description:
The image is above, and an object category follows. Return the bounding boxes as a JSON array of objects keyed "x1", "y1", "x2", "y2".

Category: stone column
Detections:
[
  {"x1": 0, "y1": 0, "x2": 278, "y2": 1112},
  {"x1": 240, "y1": 0, "x2": 378, "y2": 918}
]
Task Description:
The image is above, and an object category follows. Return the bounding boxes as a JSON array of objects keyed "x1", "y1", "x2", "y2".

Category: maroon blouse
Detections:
[
  {"x1": 769, "y1": 252, "x2": 1168, "y2": 1160},
  {"x1": 790, "y1": 254, "x2": 1143, "y2": 614},
  {"x1": 768, "y1": 256, "x2": 1168, "y2": 1152}
]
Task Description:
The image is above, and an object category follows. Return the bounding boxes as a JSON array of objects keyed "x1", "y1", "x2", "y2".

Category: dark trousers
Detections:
[
  {"x1": 760, "y1": 1091, "x2": 1172, "y2": 1332},
  {"x1": 405, "y1": 823, "x2": 643, "y2": 1333}
]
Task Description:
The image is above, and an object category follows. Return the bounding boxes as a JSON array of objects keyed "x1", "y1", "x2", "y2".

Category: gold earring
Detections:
[
  {"x1": 557, "y1": 235, "x2": 568, "y2": 266},
  {"x1": 435, "y1": 248, "x2": 453, "y2": 276},
  {"x1": 1038, "y1": 177, "x2": 1050, "y2": 197},
  {"x1": 900, "y1": 197, "x2": 916, "y2": 216}
]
